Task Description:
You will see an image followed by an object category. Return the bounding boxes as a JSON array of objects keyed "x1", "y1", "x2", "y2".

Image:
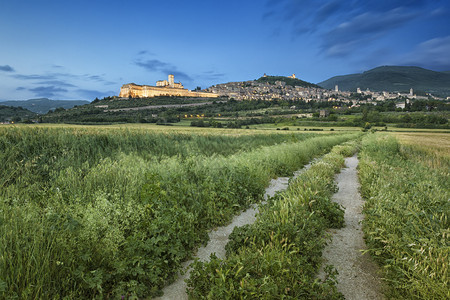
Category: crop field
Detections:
[
  {"x1": 1, "y1": 124, "x2": 447, "y2": 299},
  {"x1": 0, "y1": 125, "x2": 359, "y2": 298},
  {"x1": 393, "y1": 131, "x2": 450, "y2": 169},
  {"x1": 359, "y1": 133, "x2": 449, "y2": 299},
  {"x1": 187, "y1": 141, "x2": 359, "y2": 299}
]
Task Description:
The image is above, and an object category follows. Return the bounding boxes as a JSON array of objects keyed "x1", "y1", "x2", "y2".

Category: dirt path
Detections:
[
  {"x1": 320, "y1": 155, "x2": 385, "y2": 300},
  {"x1": 154, "y1": 163, "x2": 311, "y2": 299}
]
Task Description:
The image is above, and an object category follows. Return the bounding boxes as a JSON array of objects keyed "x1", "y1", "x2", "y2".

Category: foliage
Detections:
[
  {"x1": 256, "y1": 75, "x2": 322, "y2": 89},
  {"x1": 0, "y1": 105, "x2": 38, "y2": 122},
  {"x1": 186, "y1": 141, "x2": 360, "y2": 299},
  {"x1": 0, "y1": 126, "x2": 358, "y2": 298},
  {"x1": 358, "y1": 134, "x2": 449, "y2": 299},
  {"x1": 0, "y1": 98, "x2": 89, "y2": 114}
]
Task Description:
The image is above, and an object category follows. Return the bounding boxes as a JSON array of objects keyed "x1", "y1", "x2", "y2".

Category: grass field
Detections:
[
  {"x1": 359, "y1": 132, "x2": 449, "y2": 299},
  {"x1": 0, "y1": 124, "x2": 360, "y2": 298},
  {"x1": 393, "y1": 132, "x2": 450, "y2": 161},
  {"x1": 0, "y1": 123, "x2": 447, "y2": 298},
  {"x1": 187, "y1": 141, "x2": 359, "y2": 299}
]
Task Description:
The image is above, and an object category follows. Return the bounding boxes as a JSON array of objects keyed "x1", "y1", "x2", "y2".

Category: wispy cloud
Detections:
[
  {"x1": 9, "y1": 68, "x2": 118, "y2": 99},
  {"x1": 13, "y1": 71, "x2": 116, "y2": 87},
  {"x1": 135, "y1": 59, "x2": 170, "y2": 71},
  {"x1": 134, "y1": 58, "x2": 193, "y2": 82},
  {"x1": 13, "y1": 73, "x2": 76, "y2": 81},
  {"x1": 29, "y1": 86, "x2": 68, "y2": 98},
  {"x1": 400, "y1": 35, "x2": 450, "y2": 71},
  {"x1": 82, "y1": 74, "x2": 116, "y2": 85},
  {"x1": 0, "y1": 65, "x2": 15, "y2": 72},
  {"x1": 197, "y1": 70, "x2": 226, "y2": 81},
  {"x1": 137, "y1": 50, "x2": 156, "y2": 56},
  {"x1": 263, "y1": 0, "x2": 443, "y2": 58},
  {"x1": 37, "y1": 80, "x2": 76, "y2": 87},
  {"x1": 322, "y1": 8, "x2": 418, "y2": 57},
  {"x1": 76, "y1": 89, "x2": 115, "y2": 100}
]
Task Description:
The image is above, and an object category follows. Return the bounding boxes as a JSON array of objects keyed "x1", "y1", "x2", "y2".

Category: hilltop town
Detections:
[{"x1": 206, "y1": 74, "x2": 441, "y2": 107}]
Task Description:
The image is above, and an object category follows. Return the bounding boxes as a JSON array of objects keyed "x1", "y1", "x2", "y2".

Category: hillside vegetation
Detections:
[
  {"x1": 0, "y1": 105, "x2": 37, "y2": 122},
  {"x1": 0, "y1": 98, "x2": 90, "y2": 114},
  {"x1": 318, "y1": 66, "x2": 450, "y2": 96},
  {"x1": 256, "y1": 75, "x2": 322, "y2": 89}
]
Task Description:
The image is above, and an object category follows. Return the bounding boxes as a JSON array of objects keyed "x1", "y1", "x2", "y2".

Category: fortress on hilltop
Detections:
[{"x1": 119, "y1": 74, "x2": 219, "y2": 98}]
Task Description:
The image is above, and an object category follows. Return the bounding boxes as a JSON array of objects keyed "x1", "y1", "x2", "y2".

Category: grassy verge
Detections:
[
  {"x1": 358, "y1": 133, "x2": 449, "y2": 299},
  {"x1": 0, "y1": 127, "x2": 359, "y2": 299},
  {"x1": 186, "y1": 141, "x2": 359, "y2": 299}
]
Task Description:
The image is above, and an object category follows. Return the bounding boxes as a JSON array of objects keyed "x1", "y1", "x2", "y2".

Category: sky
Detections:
[{"x1": 0, "y1": 0, "x2": 449, "y2": 101}]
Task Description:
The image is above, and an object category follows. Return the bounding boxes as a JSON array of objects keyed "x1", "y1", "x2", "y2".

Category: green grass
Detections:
[
  {"x1": 186, "y1": 141, "x2": 359, "y2": 299},
  {"x1": 359, "y1": 133, "x2": 449, "y2": 299},
  {"x1": 0, "y1": 125, "x2": 360, "y2": 298}
]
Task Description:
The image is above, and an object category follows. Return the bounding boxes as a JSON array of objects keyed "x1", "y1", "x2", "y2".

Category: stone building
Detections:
[{"x1": 119, "y1": 75, "x2": 218, "y2": 98}]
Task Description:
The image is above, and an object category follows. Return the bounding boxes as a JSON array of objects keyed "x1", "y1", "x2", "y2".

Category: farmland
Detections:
[
  {"x1": 359, "y1": 133, "x2": 449, "y2": 299},
  {"x1": 185, "y1": 131, "x2": 449, "y2": 299},
  {"x1": 0, "y1": 124, "x2": 359, "y2": 298},
  {"x1": 0, "y1": 123, "x2": 447, "y2": 299}
]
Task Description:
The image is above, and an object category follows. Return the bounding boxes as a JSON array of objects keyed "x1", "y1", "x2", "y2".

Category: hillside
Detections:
[
  {"x1": 0, "y1": 98, "x2": 90, "y2": 114},
  {"x1": 318, "y1": 66, "x2": 450, "y2": 96},
  {"x1": 40, "y1": 96, "x2": 225, "y2": 123},
  {"x1": 0, "y1": 105, "x2": 38, "y2": 122},
  {"x1": 256, "y1": 75, "x2": 322, "y2": 89}
]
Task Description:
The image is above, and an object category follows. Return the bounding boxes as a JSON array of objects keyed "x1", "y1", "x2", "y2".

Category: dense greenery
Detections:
[
  {"x1": 0, "y1": 105, "x2": 37, "y2": 122},
  {"x1": 305, "y1": 110, "x2": 449, "y2": 129},
  {"x1": 92, "y1": 96, "x2": 213, "y2": 109},
  {"x1": 256, "y1": 75, "x2": 322, "y2": 89},
  {"x1": 359, "y1": 134, "x2": 449, "y2": 299},
  {"x1": 0, "y1": 98, "x2": 89, "y2": 114},
  {"x1": 187, "y1": 141, "x2": 359, "y2": 299},
  {"x1": 0, "y1": 126, "x2": 357, "y2": 298}
]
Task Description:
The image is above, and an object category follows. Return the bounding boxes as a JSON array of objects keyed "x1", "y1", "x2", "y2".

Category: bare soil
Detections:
[
  {"x1": 319, "y1": 155, "x2": 385, "y2": 300},
  {"x1": 154, "y1": 163, "x2": 311, "y2": 299}
]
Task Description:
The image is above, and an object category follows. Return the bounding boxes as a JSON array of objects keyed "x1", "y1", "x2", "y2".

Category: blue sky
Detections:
[{"x1": 1, "y1": 0, "x2": 449, "y2": 100}]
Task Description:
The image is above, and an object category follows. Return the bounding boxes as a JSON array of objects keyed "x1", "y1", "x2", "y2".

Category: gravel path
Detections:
[
  {"x1": 320, "y1": 155, "x2": 385, "y2": 300},
  {"x1": 154, "y1": 163, "x2": 312, "y2": 299}
]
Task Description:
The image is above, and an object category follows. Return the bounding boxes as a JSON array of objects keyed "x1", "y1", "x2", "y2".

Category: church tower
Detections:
[{"x1": 168, "y1": 74, "x2": 174, "y2": 87}]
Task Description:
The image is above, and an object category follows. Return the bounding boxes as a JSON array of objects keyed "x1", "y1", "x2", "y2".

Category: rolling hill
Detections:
[
  {"x1": 0, "y1": 98, "x2": 90, "y2": 114},
  {"x1": 256, "y1": 75, "x2": 322, "y2": 89},
  {"x1": 318, "y1": 66, "x2": 450, "y2": 96},
  {"x1": 0, "y1": 105, "x2": 38, "y2": 122}
]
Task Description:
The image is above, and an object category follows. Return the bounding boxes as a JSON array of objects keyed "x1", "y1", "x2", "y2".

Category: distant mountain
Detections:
[
  {"x1": 318, "y1": 66, "x2": 450, "y2": 96},
  {"x1": 0, "y1": 98, "x2": 90, "y2": 114},
  {"x1": 0, "y1": 105, "x2": 38, "y2": 122}
]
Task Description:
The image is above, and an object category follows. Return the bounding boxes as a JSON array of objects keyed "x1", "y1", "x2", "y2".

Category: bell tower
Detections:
[{"x1": 168, "y1": 74, "x2": 174, "y2": 87}]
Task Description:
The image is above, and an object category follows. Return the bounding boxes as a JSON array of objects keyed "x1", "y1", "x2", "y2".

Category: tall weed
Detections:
[
  {"x1": 0, "y1": 126, "x2": 359, "y2": 298},
  {"x1": 187, "y1": 141, "x2": 359, "y2": 299},
  {"x1": 359, "y1": 134, "x2": 449, "y2": 299}
]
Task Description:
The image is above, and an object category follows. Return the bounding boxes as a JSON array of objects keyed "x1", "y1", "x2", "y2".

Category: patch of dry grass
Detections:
[{"x1": 391, "y1": 132, "x2": 450, "y2": 169}]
